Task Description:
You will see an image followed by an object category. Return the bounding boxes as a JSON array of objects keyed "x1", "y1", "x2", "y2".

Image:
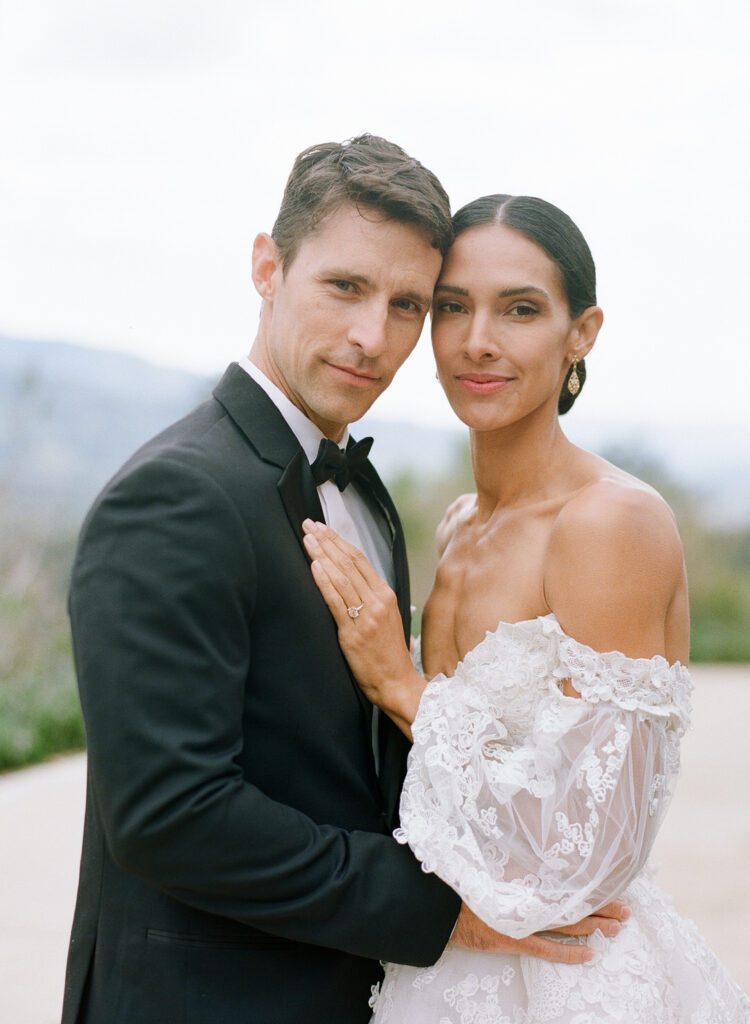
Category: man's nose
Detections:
[{"x1": 347, "y1": 301, "x2": 389, "y2": 357}]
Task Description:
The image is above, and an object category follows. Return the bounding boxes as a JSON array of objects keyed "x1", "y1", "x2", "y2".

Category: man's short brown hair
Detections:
[{"x1": 271, "y1": 133, "x2": 453, "y2": 269}]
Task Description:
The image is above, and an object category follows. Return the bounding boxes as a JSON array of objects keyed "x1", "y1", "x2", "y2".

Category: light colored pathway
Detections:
[
  {"x1": 1, "y1": 665, "x2": 749, "y2": 1023},
  {"x1": 651, "y1": 664, "x2": 750, "y2": 991},
  {"x1": 0, "y1": 753, "x2": 86, "y2": 1024}
]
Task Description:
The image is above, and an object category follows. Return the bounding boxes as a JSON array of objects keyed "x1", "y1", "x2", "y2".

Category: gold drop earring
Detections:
[{"x1": 567, "y1": 357, "x2": 581, "y2": 396}]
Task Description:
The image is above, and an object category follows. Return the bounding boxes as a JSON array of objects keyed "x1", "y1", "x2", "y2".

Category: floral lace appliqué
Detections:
[{"x1": 373, "y1": 617, "x2": 748, "y2": 1023}]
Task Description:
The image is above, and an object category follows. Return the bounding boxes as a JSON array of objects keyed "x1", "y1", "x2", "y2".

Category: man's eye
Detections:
[
  {"x1": 333, "y1": 280, "x2": 354, "y2": 292},
  {"x1": 393, "y1": 298, "x2": 418, "y2": 312}
]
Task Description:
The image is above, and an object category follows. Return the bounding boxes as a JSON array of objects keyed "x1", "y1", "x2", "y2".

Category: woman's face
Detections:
[{"x1": 431, "y1": 222, "x2": 590, "y2": 432}]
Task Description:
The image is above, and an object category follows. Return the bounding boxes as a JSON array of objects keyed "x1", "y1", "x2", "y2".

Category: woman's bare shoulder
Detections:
[
  {"x1": 554, "y1": 459, "x2": 682, "y2": 556},
  {"x1": 544, "y1": 459, "x2": 686, "y2": 657},
  {"x1": 436, "y1": 493, "x2": 475, "y2": 557}
]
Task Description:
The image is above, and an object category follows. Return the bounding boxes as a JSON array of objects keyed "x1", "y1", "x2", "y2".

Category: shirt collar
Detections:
[{"x1": 238, "y1": 356, "x2": 350, "y2": 464}]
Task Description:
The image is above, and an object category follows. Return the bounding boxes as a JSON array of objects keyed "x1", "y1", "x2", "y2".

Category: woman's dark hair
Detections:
[
  {"x1": 452, "y1": 194, "x2": 596, "y2": 414},
  {"x1": 272, "y1": 134, "x2": 453, "y2": 268}
]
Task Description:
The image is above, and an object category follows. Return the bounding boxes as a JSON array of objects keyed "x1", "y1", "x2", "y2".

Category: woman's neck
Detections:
[{"x1": 471, "y1": 407, "x2": 574, "y2": 519}]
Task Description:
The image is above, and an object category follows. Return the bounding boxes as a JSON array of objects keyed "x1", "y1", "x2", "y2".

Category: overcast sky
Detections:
[{"x1": 1, "y1": 0, "x2": 748, "y2": 431}]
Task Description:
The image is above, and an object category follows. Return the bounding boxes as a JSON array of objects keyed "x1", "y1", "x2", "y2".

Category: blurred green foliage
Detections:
[
  {"x1": 1, "y1": 438, "x2": 748, "y2": 773},
  {"x1": 0, "y1": 504, "x2": 83, "y2": 771}
]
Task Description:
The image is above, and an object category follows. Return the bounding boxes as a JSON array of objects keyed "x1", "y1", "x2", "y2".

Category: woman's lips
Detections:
[{"x1": 456, "y1": 374, "x2": 513, "y2": 395}]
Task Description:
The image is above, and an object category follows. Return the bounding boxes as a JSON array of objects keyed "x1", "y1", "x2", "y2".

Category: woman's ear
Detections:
[
  {"x1": 251, "y1": 232, "x2": 283, "y2": 302},
  {"x1": 570, "y1": 305, "x2": 604, "y2": 360}
]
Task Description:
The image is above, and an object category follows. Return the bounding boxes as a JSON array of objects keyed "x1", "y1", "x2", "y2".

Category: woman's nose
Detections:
[{"x1": 464, "y1": 312, "x2": 502, "y2": 362}]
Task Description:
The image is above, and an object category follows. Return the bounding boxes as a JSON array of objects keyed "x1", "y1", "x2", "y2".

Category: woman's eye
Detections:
[
  {"x1": 436, "y1": 301, "x2": 466, "y2": 314},
  {"x1": 509, "y1": 303, "x2": 538, "y2": 317}
]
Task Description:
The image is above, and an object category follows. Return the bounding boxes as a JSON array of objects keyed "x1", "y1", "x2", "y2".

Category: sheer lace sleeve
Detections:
[{"x1": 394, "y1": 618, "x2": 693, "y2": 939}]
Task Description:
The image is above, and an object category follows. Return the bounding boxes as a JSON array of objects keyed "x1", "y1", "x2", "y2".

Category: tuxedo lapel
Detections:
[
  {"x1": 277, "y1": 451, "x2": 324, "y2": 558},
  {"x1": 275, "y1": 450, "x2": 378, "y2": 731},
  {"x1": 215, "y1": 365, "x2": 372, "y2": 724},
  {"x1": 214, "y1": 364, "x2": 324, "y2": 555},
  {"x1": 275, "y1": 459, "x2": 372, "y2": 725},
  {"x1": 353, "y1": 457, "x2": 414, "y2": 824},
  {"x1": 354, "y1": 460, "x2": 411, "y2": 640},
  {"x1": 213, "y1": 363, "x2": 301, "y2": 469}
]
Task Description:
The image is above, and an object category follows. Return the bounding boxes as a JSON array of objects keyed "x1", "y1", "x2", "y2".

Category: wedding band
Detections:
[{"x1": 347, "y1": 602, "x2": 365, "y2": 619}]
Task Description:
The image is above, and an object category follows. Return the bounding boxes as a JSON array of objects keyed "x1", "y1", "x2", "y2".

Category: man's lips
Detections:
[
  {"x1": 455, "y1": 373, "x2": 514, "y2": 395},
  {"x1": 327, "y1": 362, "x2": 380, "y2": 386}
]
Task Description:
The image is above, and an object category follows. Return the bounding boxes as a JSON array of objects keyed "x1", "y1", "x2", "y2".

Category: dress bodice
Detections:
[{"x1": 418, "y1": 613, "x2": 692, "y2": 745}]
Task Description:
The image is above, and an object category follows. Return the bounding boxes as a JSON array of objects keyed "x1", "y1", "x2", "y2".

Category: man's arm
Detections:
[{"x1": 71, "y1": 454, "x2": 458, "y2": 967}]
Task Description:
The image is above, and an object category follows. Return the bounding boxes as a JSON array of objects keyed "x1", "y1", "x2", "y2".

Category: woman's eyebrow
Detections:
[
  {"x1": 498, "y1": 285, "x2": 549, "y2": 299},
  {"x1": 434, "y1": 283, "x2": 469, "y2": 296},
  {"x1": 434, "y1": 284, "x2": 550, "y2": 299}
]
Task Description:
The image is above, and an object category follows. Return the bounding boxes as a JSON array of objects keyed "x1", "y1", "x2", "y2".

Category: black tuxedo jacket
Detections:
[{"x1": 62, "y1": 364, "x2": 460, "y2": 1024}]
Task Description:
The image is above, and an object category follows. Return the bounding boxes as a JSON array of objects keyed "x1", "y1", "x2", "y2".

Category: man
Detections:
[{"x1": 62, "y1": 135, "x2": 622, "y2": 1024}]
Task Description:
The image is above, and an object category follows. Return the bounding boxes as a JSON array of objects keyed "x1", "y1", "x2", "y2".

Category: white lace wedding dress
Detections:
[{"x1": 370, "y1": 614, "x2": 750, "y2": 1023}]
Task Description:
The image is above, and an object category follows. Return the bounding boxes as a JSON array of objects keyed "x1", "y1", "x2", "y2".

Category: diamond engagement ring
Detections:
[{"x1": 347, "y1": 602, "x2": 365, "y2": 619}]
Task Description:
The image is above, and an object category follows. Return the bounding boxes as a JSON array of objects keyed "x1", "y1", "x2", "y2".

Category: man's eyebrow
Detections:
[
  {"x1": 400, "y1": 288, "x2": 432, "y2": 308},
  {"x1": 321, "y1": 270, "x2": 430, "y2": 308},
  {"x1": 322, "y1": 270, "x2": 373, "y2": 288},
  {"x1": 434, "y1": 283, "x2": 469, "y2": 296}
]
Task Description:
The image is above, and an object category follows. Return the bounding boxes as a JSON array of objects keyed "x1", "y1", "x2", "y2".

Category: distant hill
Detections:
[
  {"x1": 0, "y1": 337, "x2": 213, "y2": 522},
  {"x1": 0, "y1": 336, "x2": 465, "y2": 523},
  {"x1": 1, "y1": 335, "x2": 748, "y2": 527}
]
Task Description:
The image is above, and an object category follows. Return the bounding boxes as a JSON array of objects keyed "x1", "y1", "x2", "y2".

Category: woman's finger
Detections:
[
  {"x1": 303, "y1": 532, "x2": 368, "y2": 604},
  {"x1": 307, "y1": 546, "x2": 364, "y2": 615},
  {"x1": 304, "y1": 520, "x2": 383, "y2": 591},
  {"x1": 303, "y1": 526, "x2": 372, "y2": 598},
  {"x1": 329, "y1": 532, "x2": 385, "y2": 591},
  {"x1": 309, "y1": 559, "x2": 350, "y2": 627}
]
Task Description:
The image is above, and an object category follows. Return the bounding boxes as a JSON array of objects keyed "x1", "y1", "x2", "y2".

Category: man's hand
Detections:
[{"x1": 449, "y1": 901, "x2": 630, "y2": 965}]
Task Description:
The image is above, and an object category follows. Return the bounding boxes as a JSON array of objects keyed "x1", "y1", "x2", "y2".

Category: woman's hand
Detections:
[{"x1": 302, "y1": 519, "x2": 425, "y2": 737}]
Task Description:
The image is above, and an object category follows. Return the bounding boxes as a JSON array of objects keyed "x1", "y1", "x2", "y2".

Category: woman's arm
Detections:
[{"x1": 302, "y1": 518, "x2": 426, "y2": 738}]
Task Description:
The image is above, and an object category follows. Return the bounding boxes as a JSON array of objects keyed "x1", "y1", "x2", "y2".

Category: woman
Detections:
[{"x1": 302, "y1": 195, "x2": 750, "y2": 1022}]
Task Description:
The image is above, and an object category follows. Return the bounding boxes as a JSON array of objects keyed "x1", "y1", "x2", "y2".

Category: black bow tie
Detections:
[{"x1": 310, "y1": 437, "x2": 374, "y2": 491}]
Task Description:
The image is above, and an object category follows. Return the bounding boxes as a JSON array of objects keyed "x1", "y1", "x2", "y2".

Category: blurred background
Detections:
[
  {"x1": 1, "y1": 0, "x2": 749, "y2": 771},
  {"x1": 1, "y1": 0, "x2": 749, "y2": 1017}
]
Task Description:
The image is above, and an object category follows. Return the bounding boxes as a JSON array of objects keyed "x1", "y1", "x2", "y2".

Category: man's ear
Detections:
[
  {"x1": 251, "y1": 232, "x2": 283, "y2": 301},
  {"x1": 570, "y1": 305, "x2": 604, "y2": 360}
]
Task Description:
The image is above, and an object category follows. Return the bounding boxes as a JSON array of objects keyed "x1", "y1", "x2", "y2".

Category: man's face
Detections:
[{"x1": 251, "y1": 203, "x2": 443, "y2": 439}]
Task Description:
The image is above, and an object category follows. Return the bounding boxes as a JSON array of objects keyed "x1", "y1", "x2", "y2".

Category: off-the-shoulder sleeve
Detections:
[{"x1": 394, "y1": 621, "x2": 692, "y2": 938}]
